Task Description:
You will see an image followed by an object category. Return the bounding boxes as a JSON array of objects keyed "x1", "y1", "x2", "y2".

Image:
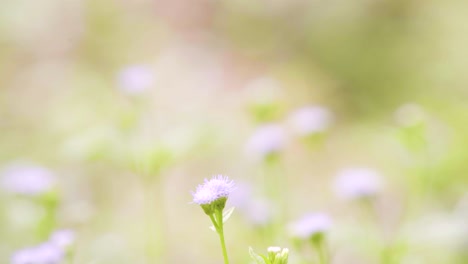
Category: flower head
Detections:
[
  {"x1": 49, "y1": 229, "x2": 76, "y2": 250},
  {"x1": 245, "y1": 124, "x2": 286, "y2": 160},
  {"x1": 11, "y1": 242, "x2": 63, "y2": 264},
  {"x1": 245, "y1": 199, "x2": 275, "y2": 226},
  {"x1": 117, "y1": 65, "x2": 154, "y2": 95},
  {"x1": 192, "y1": 175, "x2": 235, "y2": 206},
  {"x1": 289, "y1": 213, "x2": 332, "y2": 239},
  {"x1": 1, "y1": 163, "x2": 55, "y2": 196},
  {"x1": 250, "y1": 246, "x2": 289, "y2": 264},
  {"x1": 289, "y1": 106, "x2": 333, "y2": 136},
  {"x1": 334, "y1": 168, "x2": 382, "y2": 200}
]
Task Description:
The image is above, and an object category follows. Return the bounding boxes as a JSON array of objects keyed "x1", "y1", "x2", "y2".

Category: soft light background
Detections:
[{"x1": 1, "y1": 0, "x2": 467, "y2": 263}]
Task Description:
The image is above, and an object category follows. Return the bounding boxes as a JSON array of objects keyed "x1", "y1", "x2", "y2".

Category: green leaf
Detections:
[
  {"x1": 249, "y1": 247, "x2": 267, "y2": 264},
  {"x1": 209, "y1": 207, "x2": 235, "y2": 231}
]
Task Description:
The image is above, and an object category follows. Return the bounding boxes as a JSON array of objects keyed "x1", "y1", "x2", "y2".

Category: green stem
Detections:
[
  {"x1": 215, "y1": 210, "x2": 230, "y2": 264},
  {"x1": 209, "y1": 214, "x2": 219, "y2": 230},
  {"x1": 313, "y1": 239, "x2": 328, "y2": 264},
  {"x1": 317, "y1": 245, "x2": 326, "y2": 264},
  {"x1": 218, "y1": 229, "x2": 230, "y2": 264}
]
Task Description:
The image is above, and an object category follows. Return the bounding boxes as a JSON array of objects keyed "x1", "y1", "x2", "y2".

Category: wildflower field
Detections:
[{"x1": 1, "y1": 0, "x2": 468, "y2": 263}]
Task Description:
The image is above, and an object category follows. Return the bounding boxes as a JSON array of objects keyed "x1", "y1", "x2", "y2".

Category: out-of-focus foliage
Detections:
[{"x1": 1, "y1": 0, "x2": 467, "y2": 263}]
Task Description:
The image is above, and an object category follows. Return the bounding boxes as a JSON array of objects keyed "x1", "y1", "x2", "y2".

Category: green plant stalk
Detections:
[
  {"x1": 212, "y1": 209, "x2": 230, "y2": 264},
  {"x1": 313, "y1": 239, "x2": 328, "y2": 264},
  {"x1": 317, "y1": 243, "x2": 326, "y2": 264}
]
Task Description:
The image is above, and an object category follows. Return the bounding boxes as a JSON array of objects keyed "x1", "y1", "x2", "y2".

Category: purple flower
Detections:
[
  {"x1": 334, "y1": 168, "x2": 382, "y2": 199},
  {"x1": 117, "y1": 65, "x2": 154, "y2": 95},
  {"x1": 228, "y1": 181, "x2": 253, "y2": 209},
  {"x1": 245, "y1": 199, "x2": 275, "y2": 226},
  {"x1": 192, "y1": 175, "x2": 235, "y2": 205},
  {"x1": 245, "y1": 124, "x2": 286, "y2": 160},
  {"x1": 289, "y1": 213, "x2": 332, "y2": 239},
  {"x1": 49, "y1": 229, "x2": 76, "y2": 249},
  {"x1": 1, "y1": 163, "x2": 55, "y2": 196},
  {"x1": 11, "y1": 242, "x2": 63, "y2": 264},
  {"x1": 289, "y1": 106, "x2": 333, "y2": 135}
]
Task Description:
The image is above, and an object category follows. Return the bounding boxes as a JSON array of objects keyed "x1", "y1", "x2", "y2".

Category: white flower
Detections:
[
  {"x1": 267, "y1": 246, "x2": 281, "y2": 253},
  {"x1": 289, "y1": 213, "x2": 332, "y2": 239},
  {"x1": 192, "y1": 175, "x2": 235, "y2": 205},
  {"x1": 334, "y1": 168, "x2": 382, "y2": 200},
  {"x1": 289, "y1": 106, "x2": 333, "y2": 135}
]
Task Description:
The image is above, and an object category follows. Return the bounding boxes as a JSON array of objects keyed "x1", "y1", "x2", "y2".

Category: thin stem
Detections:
[
  {"x1": 317, "y1": 244, "x2": 326, "y2": 264},
  {"x1": 218, "y1": 229, "x2": 230, "y2": 264},
  {"x1": 209, "y1": 213, "x2": 219, "y2": 230},
  {"x1": 313, "y1": 239, "x2": 328, "y2": 264},
  {"x1": 215, "y1": 210, "x2": 230, "y2": 264}
]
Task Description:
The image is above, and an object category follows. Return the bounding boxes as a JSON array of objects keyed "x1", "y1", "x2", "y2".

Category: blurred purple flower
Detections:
[
  {"x1": 192, "y1": 175, "x2": 235, "y2": 205},
  {"x1": 289, "y1": 213, "x2": 332, "y2": 239},
  {"x1": 11, "y1": 242, "x2": 63, "y2": 264},
  {"x1": 334, "y1": 168, "x2": 382, "y2": 200},
  {"x1": 245, "y1": 199, "x2": 275, "y2": 226},
  {"x1": 117, "y1": 65, "x2": 154, "y2": 95},
  {"x1": 1, "y1": 163, "x2": 55, "y2": 196},
  {"x1": 245, "y1": 124, "x2": 286, "y2": 160},
  {"x1": 49, "y1": 229, "x2": 76, "y2": 249},
  {"x1": 289, "y1": 106, "x2": 333, "y2": 136},
  {"x1": 228, "y1": 181, "x2": 253, "y2": 209}
]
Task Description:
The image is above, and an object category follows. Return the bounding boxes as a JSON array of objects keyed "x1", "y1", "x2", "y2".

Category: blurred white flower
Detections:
[
  {"x1": 250, "y1": 246, "x2": 289, "y2": 264},
  {"x1": 117, "y1": 65, "x2": 154, "y2": 95},
  {"x1": 289, "y1": 106, "x2": 333, "y2": 136},
  {"x1": 245, "y1": 124, "x2": 286, "y2": 160},
  {"x1": 267, "y1": 246, "x2": 281, "y2": 253},
  {"x1": 334, "y1": 168, "x2": 382, "y2": 200},
  {"x1": 289, "y1": 213, "x2": 332, "y2": 239},
  {"x1": 1, "y1": 163, "x2": 55, "y2": 196}
]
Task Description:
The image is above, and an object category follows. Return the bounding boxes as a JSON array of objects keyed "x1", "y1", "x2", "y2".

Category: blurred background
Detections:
[{"x1": 1, "y1": 0, "x2": 468, "y2": 263}]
